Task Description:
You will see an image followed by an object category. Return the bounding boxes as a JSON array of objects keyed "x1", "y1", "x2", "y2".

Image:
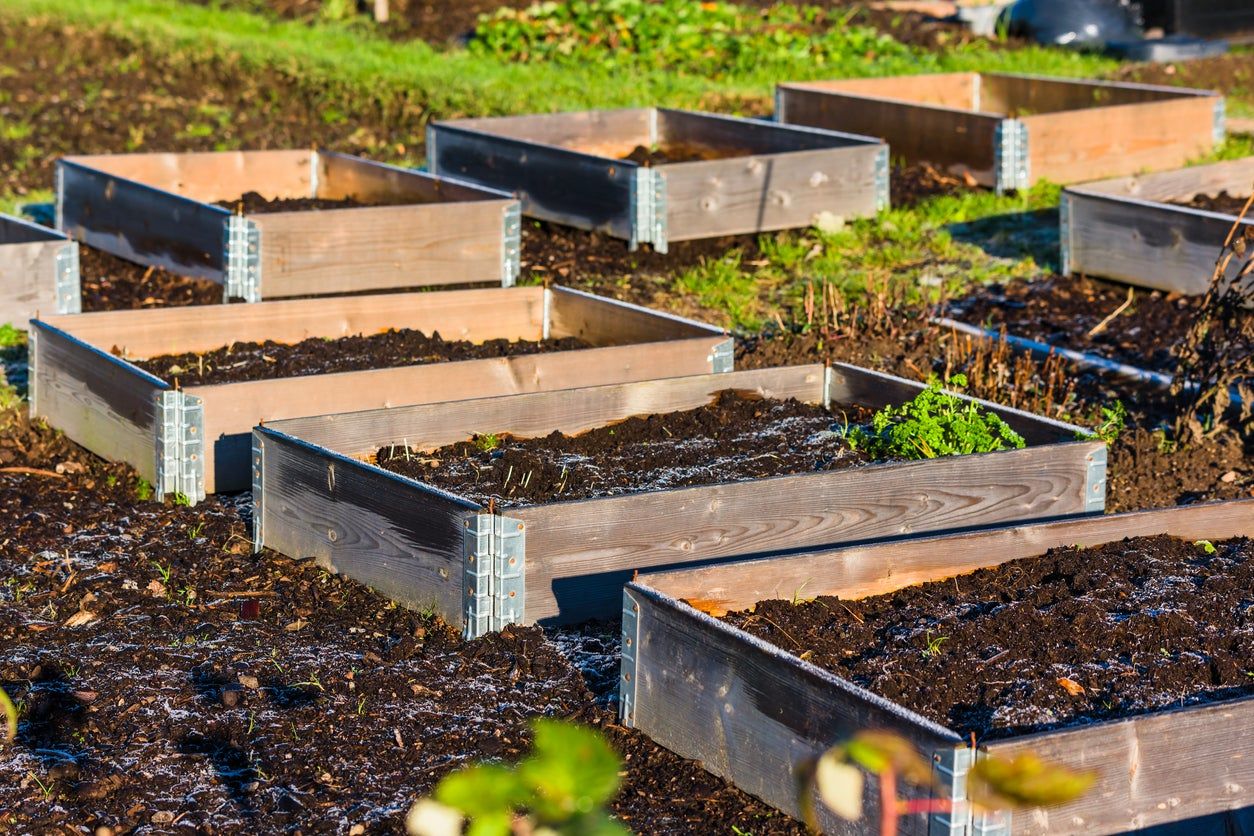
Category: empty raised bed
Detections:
[
  {"x1": 0, "y1": 213, "x2": 79, "y2": 321},
  {"x1": 426, "y1": 108, "x2": 888, "y2": 251},
  {"x1": 624, "y1": 499, "x2": 1254, "y2": 835},
  {"x1": 1063, "y1": 156, "x2": 1254, "y2": 297},
  {"x1": 253, "y1": 364, "x2": 1105, "y2": 639},
  {"x1": 30, "y1": 286, "x2": 728, "y2": 500},
  {"x1": 57, "y1": 149, "x2": 521, "y2": 302},
  {"x1": 776, "y1": 73, "x2": 1223, "y2": 192}
]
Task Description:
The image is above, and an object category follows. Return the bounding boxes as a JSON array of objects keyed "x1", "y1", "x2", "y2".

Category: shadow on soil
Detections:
[{"x1": 947, "y1": 207, "x2": 1061, "y2": 273}]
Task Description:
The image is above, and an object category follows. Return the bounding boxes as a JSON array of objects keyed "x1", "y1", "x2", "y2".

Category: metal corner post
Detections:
[
  {"x1": 501, "y1": 202, "x2": 522, "y2": 286},
  {"x1": 630, "y1": 168, "x2": 668, "y2": 254},
  {"x1": 993, "y1": 119, "x2": 1030, "y2": 194},
  {"x1": 251, "y1": 434, "x2": 266, "y2": 553},
  {"x1": 875, "y1": 145, "x2": 891, "y2": 211},
  {"x1": 224, "y1": 215, "x2": 262, "y2": 303},
  {"x1": 1058, "y1": 191, "x2": 1072, "y2": 277},
  {"x1": 156, "y1": 390, "x2": 206, "y2": 504},
  {"x1": 425, "y1": 123, "x2": 440, "y2": 174},
  {"x1": 55, "y1": 242, "x2": 81, "y2": 315},
  {"x1": 709, "y1": 338, "x2": 735, "y2": 374},
  {"x1": 27, "y1": 327, "x2": 39, "y2": 417},
  {"x1": 1213, "y1": 98, "x2": 1227, "y2": 146},
  {"x1": 1085, "y1": 443, "x2": 1108, "y2": 514},
  {"x1": 54, "y1": 162, "x2": 65, "y2": 232},
  {"x1": 619, "y1": 589, "x2": 641, "y2": 727},
  {"x1": 461, "y1": 512, "x2": 526, "y2": 640}
]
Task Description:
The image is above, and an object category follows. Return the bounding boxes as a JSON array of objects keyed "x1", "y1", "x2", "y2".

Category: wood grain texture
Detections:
[
  {"x1": 30, "y1": 320, "x2": 166, "y2": 483},
  {"x1": 659, "y1": 108, "x2": 875, "y2": 153},
  {"x1": 982, "y1": 73, "x2": 1214, "y2": 116},
  {"x1": 986, "y1": 697, "x2": 1254, "y2": 835},
  {"x1": 782, "y1": 74, "x2": 980, "y2": 110},
  {"x1": 0, "y1": 238, "x2": 64, "y2": 323},
  {"x1": 663, "y1": 144, "x2": 882, "y2": 240},
  {"x1": 65, "y1": 150, "x2": 314, "y2": 202},
  {"x1": 443, "y1": 109, "x2": 654, "y2": 154},
  {"x1": 546, "y1": 285, "x2": 726, "y2": 345},
  {"x1": 251, "y1": 200, "x2": 512, "y2": 296},
  {"x1": 257, "y1": 429, "x2": 474, "y2": 626},
  {"x1": 628, "y1": 584, "x2": 960, "y2": 836},
  {"x1": 640, "y1": 499, "x2": 1254, "y2": 610},
  {"x1": 1073, "y1": 156, "x2": 1254, "y2": 202},
  {"x1": 315, "y1": 151, "x2": 510, "y2": 204}
]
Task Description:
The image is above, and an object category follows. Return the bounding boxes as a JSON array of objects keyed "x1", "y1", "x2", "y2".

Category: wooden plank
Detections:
[
  {"x1": 628, "y1": 584, "x2": 960, "y2": 836},
  {"x1": 1021, "y1": 96, "x2": 1217, "y2": 185},
  {"x1": 1071, "y1": 156, "x2": 1254, "y2": 202},
  {"x1": 663, "y1": 144, "x2": 882, "y2": 241},
  {"x1": 0, "y1": 213, "x2": 66, "y2": 246},
  {"x1": 0, "y1": 238, "x2": 63, "y2": 323},
  {"x1": 252, "y1": 201, "x2": 511, "y2": 297},
  {"x1": 44, "y1": 286, "x2": 547, "y2": 359},
  {"x1": 639, "y1": 499, "x2": 1254, "y2": 611},
  {"x1": 443, "y1": 109, "x2": 653, "y2": 156},
  {"x1": 546, "y1": 286, "x2": 727, "y2": 346},
  {"x1": 193, "y1": 337, "x2": 732, "y2": 492},
  {"x1": 256, "y1": 428, "x2": 474, "y2": 627},
  {"x1": 981, "y1": 73, "x2": 1213, "y2": 116},
  {"x1": 777, "y1": 85, "x2": 1002, "y2": 187},
  {"x1": 782, "y1": 74, "x2": 981, "y2": 111},
  {"x1": 315, "y1": 151, "x2": 511, "y2": 205},
  {"x1": 64, "y1": 150, "x2": 314, "y2": 203},
  {"x1": 517, "y1": 441, "x2": 1101, "y2": 625},
  {"x1": 30, "y1": 320, "x2": 166, "y2": 484},
  {"x1": 658, "y1": 109, "x2": 876, "y2": 154}
]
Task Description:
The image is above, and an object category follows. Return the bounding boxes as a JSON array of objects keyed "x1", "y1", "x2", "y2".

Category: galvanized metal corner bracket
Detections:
[
  {"x1": 156, "y1": 390, "x2": 206, "y2": 505},
  {"x1": 224, "y1": 214, "x2": 262, "y2": 303},
  {"x1": 27, "y1": 327, "x2": 39, "y2": 417},
  {"x1": 424, "y1": 123, "x2": 440, "y2": 175},
  {"x1": 709, "y1": 338, "x2": 735, "y2": 374},
  {"x1": 501, "y1": 202, "x2": 522, "y2": 286},
  {"x1": 772, "y1": 86, "x2": 787, "y2": 123},
  {"x1": 874, "y1": 145, "x2": 891, "y2": 211},
  {"x1": 619, "y1": 592, "x2": 641, "y2": 727},
  {"x1": 55, "y1": 242, "x2": 82, "y2": 315},
  {"x1": 630, "y1": 167, "x2": 668, "y2": 254},
  {"x1": 251, "y1": 435, "x2": 265, "y2": 553},
  {"x1": 461, "y1": 513, "x2": 526, "y2": 640},
  {"x1": 930, "y1": 747, "x2": 1012, "y2": 836},
  {"x1": 54, "y1": 163, "x2": 66, "y2": 232},
  {"x1": 1058, "y1": 191, "x2": 1072, "y2": 277},
  {"x1": 1085, "y1": 443, "x2": 1108, "y2": 514},
  {"x1": 1213, "y1": 98, "x2": 1227, "y2": 146},
  {"x1": 994, "y1": 119, "x2": 1030, "y2": 195}
]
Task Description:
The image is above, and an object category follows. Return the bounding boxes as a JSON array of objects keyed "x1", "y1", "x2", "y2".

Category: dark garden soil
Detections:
[
  {"x1": 214, "y1": 192, "x2": 374, "y2": 214},
  {"x1": 78, "y1": 246, "x2": 224, "y2": 312},
  {"x1": 0, "y1": 408, "x2": 805, "y2": 834},
  {"x1": 723, "y1": 534, "x2": 1254, "y2": 740},
  {"x1": 1114, "y1": 54, "x2": 1254, "y2": 111},
  {"x1": 947, "y1": 274, "x2": 1254, "y2": 374},
  {"x1": 1169, "y1": 190, "x2": 1254, "y2": 216},
  {"x1": 620, "y1": 142, "x2": 752, "y2": 166},
  {"x1": 376, "y1": 390, "x2": 877, "y2": 505},
  {"x1": 126, "y1": 330, "x2": 590, "y2": 385}
]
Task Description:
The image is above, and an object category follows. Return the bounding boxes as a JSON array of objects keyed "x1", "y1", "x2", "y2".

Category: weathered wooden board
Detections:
[
  {"x1": 628, "y1": 500, "x2": 1254, "y2": 835},
  {"x1": 57, "y1": 149, "x2": 519, "y2": 299},
  {"x1": 256, "y1": 364, "x2": 1101, "y2": 633},
  {"x1": 0, "y1": 214, "x2": 79, "y2": 321},
  {"x1": 1064, "y1": 156, "x2": 1254, "y2": 296},
  {"x1": 33, "y1": 286, "x2": 728, "y2": 498},
  {"x1": 429, "y1": 108, "x2": 886, "y2": 250}
]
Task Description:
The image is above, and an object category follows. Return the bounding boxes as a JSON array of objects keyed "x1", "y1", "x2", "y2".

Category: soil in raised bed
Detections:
[
  {"x1": 1168, "y1": 190, "x2": 1253, "y2": 216},
  {"x1": 375, "y1": 389, "x2": 877, "y2": 505},
  {"x1": 214, "y1": 191, "x2": 418, "y2": 214},
  {"x1": 947, "y1": 274, "x2": 1254, "y2": 374},
  {"x1": 79, "y1": 245, "x2": 225, "y2": 311},
  {"x1": 0, "y1": 410, "x2": 805, "y2": 834},
  {"x1": 722, "y1": 533, "x2": 1254, "y2": 740},
  {"x1": 620, "y1": 142, "x2": 752, "y2": 166},
  {"x1": 124, "y1": 330, "x2": 591, "y2": 385}
]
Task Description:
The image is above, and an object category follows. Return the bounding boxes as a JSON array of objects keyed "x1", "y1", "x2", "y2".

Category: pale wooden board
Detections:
[
  {"x1": 251, "y1": 200, "x2": 511, "y2": 297},
  {"x1": 658, "y1": 109, "x2": 876, "y2": 154},
  {"x1": 1021, "y1": 96, "x2": 1218, "y2": 186},
  {"x1": 315, "y1": 151, "x2": 507, "y2": 205},
  {"x1": 1072, "y1": 156, "x2": 1254, "y2": 202},
  {"x1": 30, "y1": 321, "x2": 166, "y2": 484},
  {"x1": 629, "y1": 584, "x2": 959, "y2": 836},
  {"x1": 986, "y1": 697, "x2": 1254, "y2": 835},
  {"x1": 257, "y1": 429, "x2": 474, "y2": 626},
  {"x1": 65, "y1": 150, "x2": 315, "y2": 202},
  {"x1": 640, "y1": 499, "x2": 1253, "y2": 611},
  {"x1": 782, "y1": 73, "x2": 980, "y2": 111},
  {"x1": 982, "y1": 73, "x2": 1214, "y2": 116},
  {"x1": 42, "y1": 286, "x2": 548, "y2": 358},
  {"x1": 546, "y1": 285, "x2": 726, "y2": 346},
  {"x1": 517, "y1": 441, "x2": 1100, "y2": 625},
  {"x1": 444, "y1": 109, "x2": 654, "y2": 156},
  {"x1": 193, "y1": 337, "x2": 730, "y2": 492},
  {"x1": 663, "y1": 144, "x2": 881, "y2": 241},
  {"x1": 0, "y1": 238, "x2": 64, "y2": 323}
]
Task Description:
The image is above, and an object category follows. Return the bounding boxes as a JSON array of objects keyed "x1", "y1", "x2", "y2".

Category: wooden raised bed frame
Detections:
[
  {"x1": 1063, "y1": 156, "x2": 1254, "y2": 297},
  {"x1": 29, "y1": 286, "x2": 729, "y2": 500},
  {"x1": 623, "y1": 500, "x2": 1254, "y2": 836},
  {"x1": 427, "y1": 108, "x2": 888, "y2": 251},
  {"x1": 57, "y1": 149, "x2": 521, "y2": 302},
  {"x1": 776, "y1": 73, "x2": 1223, "y2": 193},
  {"x1": 253, "y1": 364, "x2": 1105, "y2": 639},
  {"x1": 0, "y1": 213, "x2": 79, "y2": 321}
]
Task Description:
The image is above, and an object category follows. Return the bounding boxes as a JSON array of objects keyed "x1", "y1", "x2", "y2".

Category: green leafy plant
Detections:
[
  {"x1": 1, "y1": 685, "x2": 16, "y2": 743},
  {"x1": 845, "y1": 375, "x2": 1025, "y2": 460},
  {"x1": 1194, "y1": 539, "x2": 1217, "y2": 555},
  {"x1": 921, "y1": 631, "x2": 948, "y2": 659},
  {"x1": 170, "y1": 491, "x2": 192, "y2": 507},
  {"x1": 407, "y1": 719, "x2": 627, "y2": 836},
  {"x1": 474, "y1": 433, "x2": 503, "y2": 453},
  {"x1": 134, "y1": 477, "x2": 154, "y2": 501},
  {"x1": 1083, "y1": 401, "x2": 1126, "y2": 445}
]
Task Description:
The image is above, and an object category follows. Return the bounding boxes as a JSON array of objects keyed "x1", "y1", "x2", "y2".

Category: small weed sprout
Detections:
[
  {"x1": 921, "y1": 631, "x2": 948, "y2": 659},
  {"x1": 473, "y1": 433, "x2": 501, "y2": 453},
  {"x1": 134, "y1": 477, "x2": 154, "y2": 501},
  {"x1": 151, "y1": 560, "x2": 173, "y2": 586},
  {"x1": 170, "y1": 491, "x2": 192, "y2": 507},
  {"x1": 1194, "y1": 539, "x2": 1218, "y2": 555},
  {"x1": 1, "y1": 685, "x2": 16, "y2": 743},
  {"x1": 1082, "y1": 401, "x2": 1126, "y2": 445}
]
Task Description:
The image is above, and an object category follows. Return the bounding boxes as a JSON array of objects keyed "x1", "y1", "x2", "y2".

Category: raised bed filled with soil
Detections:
[
  {"x1": 624, "y1": 500, "x2": 1254, "y2": 835},
  {"x1": 57, "y1": 149, "x2": 521, "y2": 302},
  {"x1": 1063, "y1": 156, "x2": 1254, "y2": 297},
  {"x1": 427, "y1": 108, "x2": 888, "y2": 252},
  {"x1": 30, "y1": 286, "x2": 729, "y2": 500},
  {"x1": 253, "y1": 364, "x2": 1104, "y2": 639},
  {"x1": 776, "y1": 73, "x2": 1223, "y2": 192},
  {"x1": 0, "y1": 213, "x2": 79, "y2": 321}
]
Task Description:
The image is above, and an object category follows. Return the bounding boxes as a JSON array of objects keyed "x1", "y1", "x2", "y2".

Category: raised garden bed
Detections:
[
  {"x1": 1063, "y1": 156, "x2": 1254, "y2": 298},
  {"x1": 30, "y1": 286, "x2": 729, "y2": 500},
  {"x1": 427, "y1": 108, "x2": 888, "y2": 252},
  {"x1": 0, "y1": 213, "x2": 79, "y2": 321},
  {"x1": 253, "y1": 364, "x2": 1104, "y2": 639},
  {"x1": 57, "y1": 149, "x2": 521, "y2": 302},
  {"x1": 776, "y1": 73, "x2": 1223, "y2": 193},
  {"x1": 623, "y1": 499, "x2": 1254, "y2": 835}
]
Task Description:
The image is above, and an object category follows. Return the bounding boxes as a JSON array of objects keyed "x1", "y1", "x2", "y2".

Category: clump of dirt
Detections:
[
  {"x1": 79, "y1": 245, "x2": 224, "y2": 311},
  {"x1": 214, "y1": 191, "x2": 375, "y2": 214},
  {"x1": 723, "y1": 534, "x2": 1254, "y2": 739},
  {"x1": 125, "y1": 330, "x2": 591, "y2": 385},
  {"x1": 375, "y1": 390, "x2": 876, "y2": 506},
  {"x1": 1169, "y1": 191, "x2": 1254, "y2": 216},
  {"x1": 891, "y1": 162, "x2": 975, "y2": 206},
  {"x1": 620, "y1": 142, "x2": 750, "y2": 166},
  {"x1": 1107, "y1": 428, "x2": 1251, "y2": 512}
]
